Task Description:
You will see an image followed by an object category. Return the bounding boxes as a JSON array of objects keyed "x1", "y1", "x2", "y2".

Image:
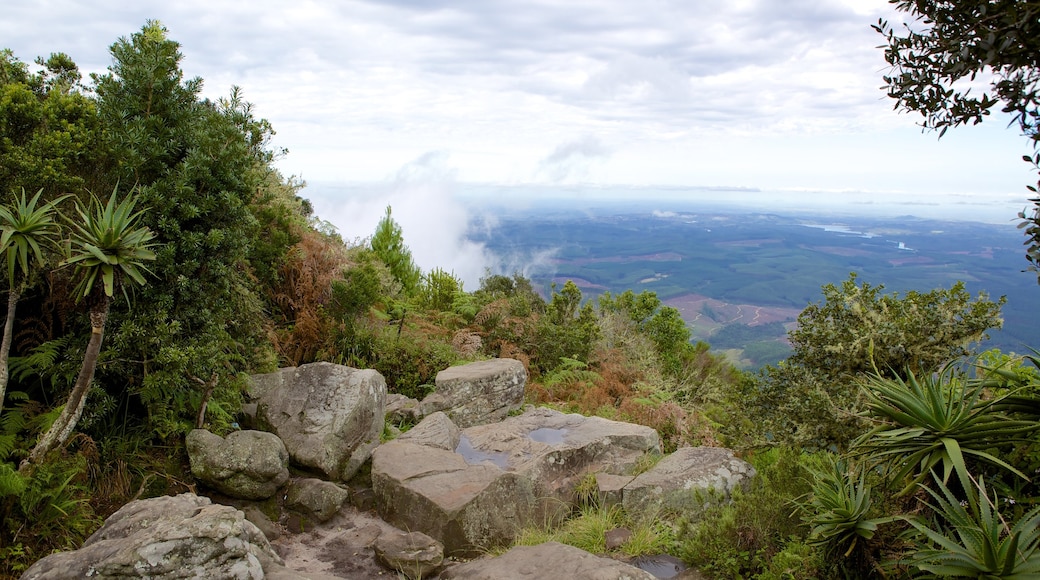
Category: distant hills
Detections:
[{"x1": 472, "y1": 196, "x2": 1037, "y2": 368}]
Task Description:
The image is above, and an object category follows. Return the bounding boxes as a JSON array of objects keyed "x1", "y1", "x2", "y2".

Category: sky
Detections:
[{"x1": 3, "y1": 1, "x2": 1036, "y2": 285}]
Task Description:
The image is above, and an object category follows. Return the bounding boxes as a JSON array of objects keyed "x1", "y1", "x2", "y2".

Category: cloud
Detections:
[
  {"x1": 307, "y1": 151, "x2": 496, "y2": 290},
  {"x1": 537, "y1": 136, "x2": 612, "y2": 183}
]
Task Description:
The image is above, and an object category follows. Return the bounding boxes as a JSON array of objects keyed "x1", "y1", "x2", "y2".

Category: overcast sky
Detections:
[
  {"x1": 4, "y1": 1, "x2": 1035, "y2": 283},
  {"x1": 4, "y1": 1, "x2": 1034, "y2": 192}
]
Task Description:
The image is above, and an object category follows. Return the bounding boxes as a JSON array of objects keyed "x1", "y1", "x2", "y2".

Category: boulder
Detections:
[
  {"x1": 439, "y1": 542, "x2": 657, "y2": 579},
  {"x1": 372, "y1": 407, "x2": 659, "y2": 555},
  {"x1": 284, "y1": 478, "x2": 351, "y2": 523},
  {"x1": 372, "y1": 438, "x2": 538, "y2": 556},
  {"x1": 373, "y1": 530, "x2": 444, "y2": 579},
  {"x1": 251, "y1": 362, "x2": 386, "y2": 481},
  {"x1": 20, "y1": 493, "x2": 280, "y2": 580},
  {"x1": 397, "y1": 411, "x2": 460, "y2": 450},
  {"x1": 421, "y1": 358, "x2": 526, "y2": 428},
  {"x1": 186, "y1": 429, "x2": 290, "y2": 500},
  {"x1": 622, "y1": 447, "x2": 756, "y2": 515}
]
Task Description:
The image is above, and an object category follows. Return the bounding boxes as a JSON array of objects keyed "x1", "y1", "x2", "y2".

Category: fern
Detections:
[
  {"x1": 9, "y1": 335, "x2": 79, "y2": 389},
  {"x1": 0, "y1": 462, "x2": 27, "y2": 498},
  {"x1": 542, "y1": 357, "x2": 602, "y2": 388}
]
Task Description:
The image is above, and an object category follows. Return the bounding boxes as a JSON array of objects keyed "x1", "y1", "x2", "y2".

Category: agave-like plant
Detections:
[
  {"x1": 0, "y1": 189, "x2": 69, "y2": 410},
  {"x1": 902, "y1": 475, "x2": 1040, "y2": 578},
  {"x1": 854, "y1": 366, "x2": 1038, "y2": 496},
  {"x1": 802, "y1": 459, "x2": 896, "y2": 560},
  {"x1": 20, "y1": 187, "x2": 156, "y2": 473}
]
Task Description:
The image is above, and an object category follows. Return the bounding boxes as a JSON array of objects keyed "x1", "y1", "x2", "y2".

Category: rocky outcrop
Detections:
[
  {"x1": 439, "y1": 542, "x2": 657, "y2": 579},
  {"x1": 20, "y1": 493, "x2": 280, "y2": 580},
  {"x1": 373, "y1": 530, "x2": 444, "y2": 579},
  {"x1": 372, "y1": 407, "x2": 660, "y2": 555},
  {"x1": 420, "y1": 358, "x2": 526, "y2": 428},
  {"x1": 251, "y1": 362, "x2": 386, "y2": 481},
  {"x1": 622, "y1": 447, "x2": 756, "y2": 514},
  {"x1": 186, "y1": 429, "x2": 290, "y2": 500}
]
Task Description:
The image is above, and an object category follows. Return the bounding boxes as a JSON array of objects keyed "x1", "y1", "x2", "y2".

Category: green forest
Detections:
[{"x1": 3, "y1": 15, "x2": 1040, "y2": 579}]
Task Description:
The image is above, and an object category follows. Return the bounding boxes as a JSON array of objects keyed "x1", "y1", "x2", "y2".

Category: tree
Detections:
[
  {"x1": 0, "y1": 189, "x2": 67, "y2": 409},
  {"x1": 875, "y1": 1, "x2": 1040, "y2": 280},
  {"x1": 370, "y1": 205, "x2": 421, "y2": 295},
  {"x1": 0, "y1": 50, "x2": 106, "y2": 197},
  {"x1": 752, "y1": 273, "x2": 1004, "y2": 450},
  {"x1": 20, "y1": 188, "x2": 156, "y2": 472},
  {"x1": 788, "y1": 273, "x2": 1004, "y2": 378},
  {"x1": 91, "y1": 21, "x2": 280, "y2": 437}
]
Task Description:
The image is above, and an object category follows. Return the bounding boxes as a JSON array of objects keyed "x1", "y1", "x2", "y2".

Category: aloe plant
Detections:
[
  {"x1": 0, "y1": 189, "x2": 69, "y2": 410},
  {"x1": 20, "y1": 188, "x2": 156, "y2": 473},
  {"x1": 903, "y1": 475, "x2": 1040, "y2": 578},
  {"x1": 802, "y1": 460, "x2": 895, "y2": 560},
  {"x1": 854, "y1": 367, "x2": 1038, "y2": 496}
]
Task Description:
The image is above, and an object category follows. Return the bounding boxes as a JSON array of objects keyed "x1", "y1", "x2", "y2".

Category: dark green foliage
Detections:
[
  {"x1": 532, "y1": 281, "x2": 598, "y2": 373},
  {"x1": 1, "y1": 454, "x2": 99, "y2": 575},
  {"x1": 0, "y1": 51, "x2": 105, "y2": 198},
  {"x1": 800, "y1": 460, "x2": 895, "y2": 570},
  {"x1": 88, "y1": 21, "x2": 279, "y2": 438}
]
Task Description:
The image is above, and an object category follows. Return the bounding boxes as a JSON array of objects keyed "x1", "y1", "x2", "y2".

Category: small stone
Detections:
[
  {"x1": 605, "y1": 527, "x2": 632, "y2": 551},
  {"x1": 374, "y1": 530, "x2": 444, "y2": 580}
]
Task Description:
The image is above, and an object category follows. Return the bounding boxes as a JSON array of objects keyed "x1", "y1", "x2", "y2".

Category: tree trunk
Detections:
[
  {"x1": 0, "y1": 287, "x2": 19, "y2": 411},
  {"x1": 20, "y1": 296, "x2": 110, "y2": 474}
]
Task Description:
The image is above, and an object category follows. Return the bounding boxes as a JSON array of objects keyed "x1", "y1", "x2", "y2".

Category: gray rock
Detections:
[
  {"x1": 242, "y1": 504, "x2": 282, "y2": 541},
  {"x1": 439, "y1": 542, "x2": 657, "y2": 579},
  {"x1": 372, "y1": 407, "x2": 659, "y2": 556},
  {"x1": 385, "y1": 393, "x2": 422, "y2": 426},
  {"x1": 421, "y1": 358, "x2": 526, "y2": 428},
  {"x1": 596, "y1": 473, "x2": 634, "y2": 508},
  {"x1": 186, "y1": 429, "x2": 290, "y2": 500},
  {"x1": 285, "y1": 478, "x2": 351, "y2": 523},
  {"x1": 373, "y1": 530, "x2": 444, "y2": 579},
  {"x1": 20, "y1": 493, "x2": 281, "y2": 580},
  {"x1": 397, "y1": 411, "x2": 460, "y2": 450},
  {"x1": 622, "y1": 447, "x2": 756, "y2": 515},
  {"x1": 252, "y1": 362, "x2": 386, "y2": 481},
  {"x1": 372, "y1": 439, "x2": 538, "y2": 556}
]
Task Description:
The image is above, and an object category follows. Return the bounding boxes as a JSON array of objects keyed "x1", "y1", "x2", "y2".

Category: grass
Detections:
[{"x1": 511, "y1": 503, "x2": 675, "y2": 558}]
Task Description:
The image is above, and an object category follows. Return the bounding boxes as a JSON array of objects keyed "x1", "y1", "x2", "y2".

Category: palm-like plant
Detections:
[
  {"x1": 854, "y1": 367, "x2": 1038, "y2": 496},
  {"x1": 20, "y1": 188, "x2": 156, "y2": 473},
  {"x1": 0, "y1": 189, "x2": 69, "y2": 410},
  {"x1": 802, "y1": 460, "x2": 895, "y2": 561},
  {"x1": 903, "y1": 475, "x2": 1040, "y2": 578}
]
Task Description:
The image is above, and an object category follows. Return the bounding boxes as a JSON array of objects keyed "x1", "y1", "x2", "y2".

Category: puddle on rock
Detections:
[
  {"x1": 455, "y1": 434, "x2": 510, "y2": 469},
  {"x1": 629, "y1": 554, "x2": 686, "y2": 579},
  {"x1": 527, "y1": 427, "x2": 567, "y2": 444}
]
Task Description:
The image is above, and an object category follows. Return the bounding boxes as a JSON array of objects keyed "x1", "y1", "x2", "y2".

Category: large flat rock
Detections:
[
  {"x1": 421, "y1": 358, "x2": 526, "y2": 428},
  {"x1": 372, "y1": 407, "x2": 660, "y2": 556}
]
